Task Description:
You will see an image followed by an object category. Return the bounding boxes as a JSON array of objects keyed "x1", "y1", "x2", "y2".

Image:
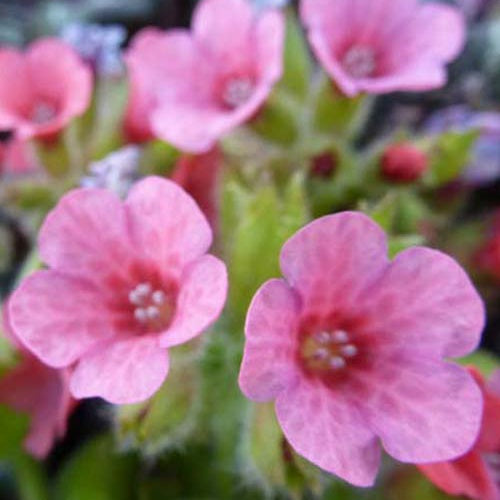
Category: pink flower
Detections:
[
  {"x1": 419, "y1": 368, "x2": 500, "y2": 500},
  {"x1": 0, "y1": 38, "x2": 92, "y2": 141},
  {"x1": 0, "y1": 304, "x2": 73, "y2": 458},
  {"x1": 300, "y1": 0, "x2": 465, "y2": 97},
  {"x1": 171, "y1": 147, "x2": 221, "y2": 229},
  {"x1": 124, "y1": 0, "x2": 284, "y2": 152},
  {"x1": 239, "y1": 212, "x2": 484, "y2": 487},
  {"x1": 8, "y1": 177, "x2": 228, "y2": 404}
]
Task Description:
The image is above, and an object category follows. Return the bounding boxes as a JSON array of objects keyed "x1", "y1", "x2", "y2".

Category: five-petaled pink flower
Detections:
[
  {"x1": 8, "y1": 176, "x2": 228, "y2": 404},
  {"x1": 124, "y1": 0, "x2": 284, "y2": 152},
  {"x1": 0, "y1": 304, "x2": 74, "y2": 458},
  {"x1": 0, "y1": 38, "x2": 92, "y2": 141},
  {"x1": 239, "y1": 212, "x2": 484, "y2": 487},
  {"x1": 300, "y1": 0, "x2": 465, "y2": 97},
  {"x1": 419, "y1": 367, "x2": 500, "y2": 500}
]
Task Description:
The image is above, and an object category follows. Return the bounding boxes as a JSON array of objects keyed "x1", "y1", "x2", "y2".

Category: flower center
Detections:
[
  {"x1": 301, "y1": 329, "x2": 358, "y2": 373},
  {"x1": 30, "y1": 102, "x2": 57, "y2": 125},
  {"x1": 341, "y1": 46, "x2": 376, "y2": 79},
  {"x1": 128, "y1": 282, "x2": 174, "y2": 332},
  {"x1": 221, "y1": 77, "x2": 254, "y2": 109}
]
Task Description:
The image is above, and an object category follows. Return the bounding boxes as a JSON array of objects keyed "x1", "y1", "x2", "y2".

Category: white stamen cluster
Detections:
[
  {"x1": 312, "y1": 329, "x2": 358, "y2": 371},
  {"x1": 222, "y1": 77, "x2": 254, "y2": 109},
  {"x1": 342, "y1": 46, "x2": 376, "y2": 79},
  {"x1": 129, "y1": 282, "x2": 167, "y2": 324}
]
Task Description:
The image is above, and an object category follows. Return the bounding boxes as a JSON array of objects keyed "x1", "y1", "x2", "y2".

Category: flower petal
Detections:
[
  {"x1": 39, "y1": 188, "x2": 134, "y2": 282},
  {"x1": 239, "y1": 279, "x2": 301, "y2": 402},
  {"x1": 419, "y1": 451, "x2": 499, "y2": 500},
  {"x1": 279, "y1": 212, "x2": 389, "y2": 314},
  {"x1": 276, "y1": 378, "x2": 381, "y2": 487},
  {"x1": 0, "y1": 357, "x2": 72, "y2": 458},
  {"x1": 193, "y1": 0, "x2": 254, "y2": 69},
  {"x1": 361, "y1": 247, "x2": 485, "y2": 358},
  {"x1": 70, "y1": 336, "x2": 169, "y2": 404},
  {"x1": 125, "y1": 177, "x2": 212, "y2": 274},
  {"x1": 9, "y1": 270, "x2": 113, "y2": 368},
  {"x1": 159, "y1": 255, "x2": 227, "y2": 348},
  {"x1": 124, "y1": 29, "x2": 204, "y2": 142},
  {"x1": 361, "y1": 358, "x2": 482, "y2": 463}
]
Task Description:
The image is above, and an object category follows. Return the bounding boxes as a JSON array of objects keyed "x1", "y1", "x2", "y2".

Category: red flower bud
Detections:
[{"x1": 381, "y1": 143, "x2": 428, "y2": 183}]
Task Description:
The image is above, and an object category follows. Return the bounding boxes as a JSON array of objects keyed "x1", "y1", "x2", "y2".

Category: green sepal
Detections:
[
  {"x1": 424, "y1": 130, "x2": 479, "y2": 187},
  {"x1": 115, "y1": 345, "x2": 200, "y2": 458},
  {"x1": 312, "y1": 75, "x2": 373, "y2": 138},
  {"x1": 280, "y1": 9, "x2": 312, "y2": 100},
  {"x1": 459, "y1": 350, "x2": 500, "y2": 376},
  {"x1": 223, "y1": 172, "x2": 309, "y2": 324}
]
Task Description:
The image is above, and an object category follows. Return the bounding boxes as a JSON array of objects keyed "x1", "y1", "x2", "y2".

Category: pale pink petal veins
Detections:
[
  {"x1": 27, "y1": 38, "x2": 92, "y2": 120},
  {"x1": 8, "y1": 270, "x2": 114, "y2": 368},
  {"x1": 361, "y1": 247, "x2": 485, "y2": 358},
  {"x1": 279, "y1": 212, "x2": 389, "y2": 314},
  {"x1": 39, "y1": 188, "x2": 134, "y2": 282},
  {"x1": 160, "y1": 255, "x2": 228, "y2": 348},
  {"x1": 0, "y1": 49, "x2": 32, "y2": 128},
  {"x1": 275, "y1": 377, "x2": 381, "y2": 487},
  {"x1": 239, "y1": 279, "x2": 302, "y2": 402},
  {"x1": 361, "y1": 357, "x2": 482, "y2": 463},
  {"x1": 125, "y1": 176, "x2": 212, "y2": 274},
  {"x1": 300, "y1": 0, "x2": 464, "y2": 96},
  {"x1": 124, "y1": 29, "x2": 203, "y2": 142},
  {"x1": 192, "y1": 0, "x2": 254, "y2": 69},
  {"x1": 70, "y1": 336, "x2": 169, "y2": 404},
  {"x1": 255, "y1": 9, "x2": 285, "y2": 84}
]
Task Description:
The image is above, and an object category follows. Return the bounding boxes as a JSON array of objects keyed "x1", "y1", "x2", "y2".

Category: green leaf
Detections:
[
  {"x1": 459, "y1": 350, "x2": 500, "y2": 376},
  {"x1": 0, "y1": 406, "x2": 29, "y2": 460},
  {"x1": 116, "y1": 348, "x2": 200, "y2": 457},
  {"x1": 250, "y1": 91, "x2": 299, "y2": 145},
  {"x1": 11, "y1": 454, "x2": 50, "y2": 500},
  {"x1": 363, "y1": 193, "x2": 399, "y2": 232},
  {"x1": 242, "y1": 403, "x2": 286, "y2": 491},
  {"x1": 54, "y1": 435, "x2": 138, "y2": 500},
  {"x1": 225, "y1": 173, "x2": 308, "y2": 324},
  {"x1": 280, "y1": 10, "x2": 311, "y2": 100},
  {"x1": 312, "y1": 75, "x2": 373, "y2": 138},
  {"x1": 425, "y1": 130, "x2": 479, "y2": 187},
  {"x1": 388, "y1": 235, "x2": 425, "y2": 259}
]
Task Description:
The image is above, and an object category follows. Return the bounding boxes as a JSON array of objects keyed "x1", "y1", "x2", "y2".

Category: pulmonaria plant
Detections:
[
  {"x1": 419, "y1": 368, "x2": 500, "y2": 500},
  {"x1": 300, "y1": 0, "x2": 465, "y2": 96},
  {"x1": 124, "y1": 0, "x2": 284, "y2": 152},
  {"x1": 8, "y1": 177, "x2": 228, "y2": 404},
  {"x1": 239, "y1": 212, "x2": 485, "y2": 487},
  {"x1": 0, "y1": 38, "x2": 92, "y2": 141},
  {"x1": 0, "y1": 306, "x2": 73, "y2": 458}
]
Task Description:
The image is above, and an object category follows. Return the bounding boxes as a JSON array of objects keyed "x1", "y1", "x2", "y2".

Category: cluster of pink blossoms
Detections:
[{"x1": 1, "y1": 0, "x2": 496, "y2": 494}]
